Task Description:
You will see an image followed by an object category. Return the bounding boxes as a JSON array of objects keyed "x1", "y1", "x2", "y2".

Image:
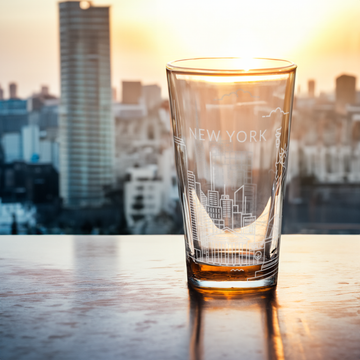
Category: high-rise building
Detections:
[
  {"x1": 59, "y1": 1, "x2": 114, "y2": 207},
  {"x1": 0, "y1": 99, "x2": 28, "y2": 136},
  {"x1": 308, "y1": 79, "x2": 315, "y2": 98},
  {"x1": 9, "y1": 83, "x2": 17, "y2": 99},
  {"x1": 187, "y1": 171, "x2": 199, "y2": 243},
  {"x1": 41, "y1": 86, "x2": 49, "y2": 97},
  {"x1": 0, "y1": 85, "x2": 4, "y2": 100},
  {"x1": 336, "y1": 74, "x2": 356, "y2": 114},
  {"x1": 220, "y1": 194, "x2": 233, "y2": 229},
  {"x1": 122, "y1": 81, "x2": 142, "y2": 104}
]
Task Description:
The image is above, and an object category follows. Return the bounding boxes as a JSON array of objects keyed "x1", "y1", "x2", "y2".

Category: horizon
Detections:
[{"x1": 0, "y1": 0, "x2": 359, "y2": 99}]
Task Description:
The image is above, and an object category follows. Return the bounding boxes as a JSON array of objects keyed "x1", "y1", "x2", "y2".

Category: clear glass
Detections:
[{"x1": 166, "y1": 57, "x2": 297, "y2": 290}]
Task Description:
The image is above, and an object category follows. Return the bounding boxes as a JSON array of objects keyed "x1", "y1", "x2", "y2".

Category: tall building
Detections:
[
  {"x1": 59, "y1": 1, "x2": 114, "y2": 207},
  {"x1": 0, "y1": 99, "x2": 28, "y2": 136},
  {"x1": 187, "y1": 171, "x2": 199, "y2": 243},
  {"x1": 220, "y1": 194, "x2": 233, "y2": 229},
  {"x1": 9, "y1": 83, "x2": 17, "y2": 99},
  {"x1": 41, "y1": 86, "x2": 49, "y2": 97},
  {"x1": 336, "y1": 74, "x2": 356, "y2": 114},
  {"x1": 308, "y1": 79, "x2": 315, "y2": 98},
  {"x1": 122, "y1": 81, "x2": 142, "y2": 104},
  {"x1": 0, "y1": 85, "x2": 4, "y2": 100}
]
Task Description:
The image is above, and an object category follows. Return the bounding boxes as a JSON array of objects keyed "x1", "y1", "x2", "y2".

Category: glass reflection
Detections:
[{"x1": 188, "y1": 287, "x2": 284, "y2": 360}]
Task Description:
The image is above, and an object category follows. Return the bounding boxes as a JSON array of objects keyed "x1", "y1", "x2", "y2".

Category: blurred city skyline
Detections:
[
  {"x1": 0, "y1": 0, "x2": 360, "y2": 235},
  {"x1": 1, "y1": 0, "x2": 360, "y2": 99}
]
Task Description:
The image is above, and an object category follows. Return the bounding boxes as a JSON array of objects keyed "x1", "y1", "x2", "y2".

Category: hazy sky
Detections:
[{"x1": 0, "y1": 0, "x2": 359, "y2": 99}]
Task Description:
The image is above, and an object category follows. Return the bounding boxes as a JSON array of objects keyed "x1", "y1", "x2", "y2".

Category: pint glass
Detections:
[{"x1": 166, "y1": 58, "x2": 296, "y2": 289}]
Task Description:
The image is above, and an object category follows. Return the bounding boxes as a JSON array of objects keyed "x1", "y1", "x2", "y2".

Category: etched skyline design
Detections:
[
  {"x1": 173, "y1": 126, "x2": 287, "y2": 280},
  {"x1": 186, "y1": 148, "x2": 265, "y2": 268},
  {"x1": 187, "y1": 150, "x2": 256, "y2": 234}
]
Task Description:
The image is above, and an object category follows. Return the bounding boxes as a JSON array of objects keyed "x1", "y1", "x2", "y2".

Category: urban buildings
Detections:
[
  {"x1": 114, "y1": 81, "x2": 179, "y2": 233},
  {"x1": 0, "y1": 84, "x2": 61, "y2": 233},
  {"x1": 124, "y1": 165, "x2": 163, "y2": 229},
  {"x1": 1, "y1": 0, "x2": 360, "y2": 235},
  {"x1": 58, "y1": 1, "x2": 114, "y2": 207},
  {"x1": 0, "y1": 77, "x2": 177, "y2": 234},
  {"x1": 0, "y1": 90, "x2": 60, "y2": 170},
  {"x1": 288, "y1": 77, "x2": 360, "y2": 185},
  {"x1": 0, "y1": 200, "x2": 36, "y2": 235}
]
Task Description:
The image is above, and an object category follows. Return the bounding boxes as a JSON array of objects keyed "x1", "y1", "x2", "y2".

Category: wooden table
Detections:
[{"x1": 0, "y1": 235, "x2": 359, "y2": 359}]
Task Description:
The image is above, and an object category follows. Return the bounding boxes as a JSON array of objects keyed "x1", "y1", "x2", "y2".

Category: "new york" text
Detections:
[{"x1": 189, "y1": 128, "x2": 267, "y2": 142}]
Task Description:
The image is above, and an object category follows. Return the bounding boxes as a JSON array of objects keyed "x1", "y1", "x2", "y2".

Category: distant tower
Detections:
[
  {"x1": 336, "y1": 74, "x2": 356, "y2": 114},
  {"x1": 58, "y1": 1, "x2": 114, "y2": 207},
  {"x1": 9, "y1": 83, "x2": 17, "y2": 99},
  {"x1": 122, "y1": 81, "x2": 142, "y2": 104},
  {"x1": 41, "y1": 86, "x2": 49, "y2": 97},
  {"x1": 112, "y1": 87, "x2": 117, "y2": 102},
  {"x1": 308, "y1": 79, "x2": 315, "y2": 98},
  {"x1": 143, "y1": 84, "x2": 161, "y2": 110},
  {"x1": 0, "y1": 85, "x2": 3, "y2": 100}
]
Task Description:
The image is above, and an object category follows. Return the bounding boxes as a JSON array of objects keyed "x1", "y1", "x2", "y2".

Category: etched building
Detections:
[
  {"x1": 187, "y1": 149, "x2": 258, "y2": 240},
  {"x1": 234, "y1": 184, "x2": 257, "y2": 214},
  {"x1": 187, "y1": 171, "x2": 199, "y2": 243},
  {"x1": 220, "y1": 194, "x2": 233, "y2": 229},
  {"x1": 58, "y1": 1, "x2": 114, "y2": 207}
]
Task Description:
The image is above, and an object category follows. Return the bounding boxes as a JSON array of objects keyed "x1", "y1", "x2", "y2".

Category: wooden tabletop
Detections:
[{"x1": 0, "y1": 235, "x2": 359, "y2": 360}]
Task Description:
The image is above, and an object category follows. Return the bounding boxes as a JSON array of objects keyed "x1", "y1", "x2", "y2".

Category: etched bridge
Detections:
[{"x1": 173, "y1": 128, "x2": 286, "y2": 282}]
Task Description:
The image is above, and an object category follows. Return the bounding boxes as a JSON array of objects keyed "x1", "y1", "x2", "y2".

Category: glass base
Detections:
[
  {"x1": 188, "y1": 274, "x2": 277, "y2": 290},
  {"x1": 186, "y1": 256, "x2": 278, "y2": 290}
]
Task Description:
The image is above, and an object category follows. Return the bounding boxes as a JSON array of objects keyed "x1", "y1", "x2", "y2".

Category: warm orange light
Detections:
[
  {"x1": 237, "y1": 57, "x2": 253, "y2": 71},
  {"x1": 80, "y1": 1, "x2": 91, "y2": 10},
  {"x1": 175, "y1": 74, "x2": 289, "y2": 84}
]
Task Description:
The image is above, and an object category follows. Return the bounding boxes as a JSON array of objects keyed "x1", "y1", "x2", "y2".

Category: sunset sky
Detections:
[{"x1": 0, "y1": 0, "x2": 359, "y2": 99}]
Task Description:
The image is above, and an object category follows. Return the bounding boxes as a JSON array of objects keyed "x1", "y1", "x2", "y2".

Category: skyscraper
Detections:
[
  {"x1": 308, "y1": 79, "x2": 315, "y2": 98},
  {"x1": 9, "y1": 83, "x2": 17, "y2": 99},
  {"x1": 187, "y1": 171, "x2": 199, "y2": 243},
  {"x1": 59, "y1": 1, "x2": 114, "y2": 207},
  {"x1": 336, "y1": 74, "x2": 356, "y2": 114}
]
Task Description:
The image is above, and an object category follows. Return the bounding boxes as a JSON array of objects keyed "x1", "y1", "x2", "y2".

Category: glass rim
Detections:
[{"x1": 166, "y1": 57, "x2": 297, "y2": 75}]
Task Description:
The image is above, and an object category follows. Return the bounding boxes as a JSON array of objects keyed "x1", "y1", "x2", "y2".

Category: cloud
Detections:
[{"x1": 262, "y1": 107, "x2": 289, "y2": 118}]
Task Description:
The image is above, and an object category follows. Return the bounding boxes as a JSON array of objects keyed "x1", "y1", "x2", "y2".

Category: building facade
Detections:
[
  {"x1": 0, "y1": 99, "x2": 29, "y2": 136},
  {"x1": 59, "y1": 1, "x2": 114, "y2": 207},
  {"x1": 336, "y1": 74, "x2": 356, "y2": 114}
]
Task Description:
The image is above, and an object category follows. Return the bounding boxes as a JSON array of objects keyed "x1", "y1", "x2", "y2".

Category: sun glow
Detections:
[
  {"x1": 239, "y1": 57, "x2": 253, "y2": 72},
  {"x1": 0, "y1": 0, "x2": 359, "y2": 97},
  {"x1": 174, "y1": 74, "x2": 289, "y2": 84}
]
